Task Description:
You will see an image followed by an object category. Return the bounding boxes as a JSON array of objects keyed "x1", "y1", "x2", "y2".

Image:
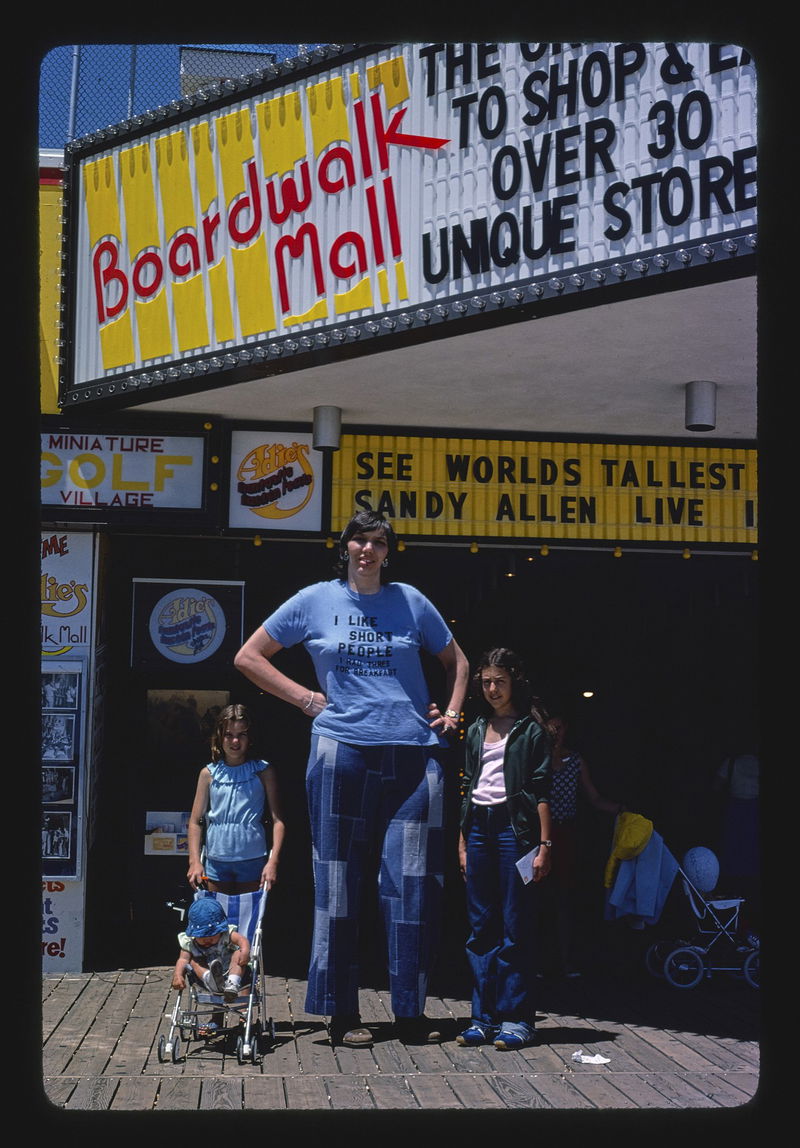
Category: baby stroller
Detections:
[
  {"x1": 158, "y1": 885, "x2": 275, "y2": 1065},
  {"x1": 644, "y1": 846, "x2": 760, "y2": 990}
]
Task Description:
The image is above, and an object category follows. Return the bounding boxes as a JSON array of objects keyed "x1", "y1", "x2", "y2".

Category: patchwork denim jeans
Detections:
[{"x1": 305, "y1": 735, "x2": 445, "y2": 1018}]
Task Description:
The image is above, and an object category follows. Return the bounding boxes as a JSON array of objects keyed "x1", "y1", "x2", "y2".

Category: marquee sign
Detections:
[
  {"x1": 332, "y1": 434, "x2": 757, "y2": 548},
  {"x1": 60, "y1": 41, "x2": 757, "y2": 408}
]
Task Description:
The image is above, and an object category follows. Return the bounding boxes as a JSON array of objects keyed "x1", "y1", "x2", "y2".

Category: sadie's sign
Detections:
[{"x1": 62, "y1": 42, "x2": 756, "y2": 407}]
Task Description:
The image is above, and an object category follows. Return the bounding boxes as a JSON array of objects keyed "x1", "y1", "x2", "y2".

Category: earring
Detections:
[{"x1": 382, "y1": 559, "x2": 389, "y2": 567}]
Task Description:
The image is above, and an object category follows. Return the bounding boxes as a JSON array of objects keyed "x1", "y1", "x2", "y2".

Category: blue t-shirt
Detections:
[
  {"x1": 205, "y1": 758, "x2": 267, "y2": 861},
  {"x1": 263, "y1": 580, "x2": 453, "y2": 746}
]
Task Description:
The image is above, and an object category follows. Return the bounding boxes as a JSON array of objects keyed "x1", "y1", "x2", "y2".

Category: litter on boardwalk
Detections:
[{"x1": 572, "y1": 1050, "x2": 611, "y2": 1064}]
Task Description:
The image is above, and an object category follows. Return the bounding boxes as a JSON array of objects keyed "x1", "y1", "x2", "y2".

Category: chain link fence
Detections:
[{"x1": 38, "y1": 43, "x2": 318, "y2": 152}]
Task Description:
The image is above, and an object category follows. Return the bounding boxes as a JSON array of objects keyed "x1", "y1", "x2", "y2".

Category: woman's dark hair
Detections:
[
  {"x1": 334, "y1": 510, "x2": 398, "y2": 581},
  {"x1": 472, "y1": 648, "x2": 550, "y2": 723},
  {"x1": 210, "y1": 703, "x2": 253, "y2": 762}
]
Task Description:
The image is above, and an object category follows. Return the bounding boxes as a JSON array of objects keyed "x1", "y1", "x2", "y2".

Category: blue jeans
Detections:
[
  {"x1": 305, "y1": 735, "x2": 445, "y2": 1018},
  {"x1": 464, "y1": 803, "x2": 537, "y2": 1028}
]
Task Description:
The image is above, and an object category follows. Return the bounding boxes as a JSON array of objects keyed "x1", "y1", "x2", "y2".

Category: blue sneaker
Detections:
[
  {"x1": 456, "y1": 1022, "x2": 496, "y2": 1046},
  {"x1": 494, "y1": 1022, "x2": 536, "y2": 1050}
]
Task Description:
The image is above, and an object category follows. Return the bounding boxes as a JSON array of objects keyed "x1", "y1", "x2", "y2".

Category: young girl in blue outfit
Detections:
[
  {"x1": 187, "y1": 703, "x2": 285, "y2": 896},
  {"x1": 457, "y1": 649, "x2": 552, "y2": 1050}
]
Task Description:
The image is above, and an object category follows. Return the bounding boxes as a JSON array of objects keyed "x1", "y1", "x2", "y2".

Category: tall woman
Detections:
[
  {"x1": 458, "y1": 648, "x2": 552, "y2": 1050},
  {"x1": 235, "y1": 511, "x2": 469, "y2": 1048}
]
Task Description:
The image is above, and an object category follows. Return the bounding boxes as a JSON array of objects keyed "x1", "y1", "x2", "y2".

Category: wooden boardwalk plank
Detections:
[
  {"x1": 156, "y1": 1077, "x2": 203, "y2": 1110},
  {"x1": 43, "y1": 1078, "x2": 79, "y2": 1108},
  {"x1": 675, "y1": 1069, "x2": 758, "y2": 1106},
  {"x1": 109, "y1": 1076, "x2": 161, "y2": 1110},
  {"x1": 370, "y1": 1035, "x2": 420, "y2": 1074},
  {"x1": 405, "y1": 1074, "x2": 462, "y2": 1108},
  {"x1": 65, "y1": 975, "x2": 145, "y2": 1076},
  {"x1": 368, "y1": 1074, "x2": 421, "y2": 1109},
  {"x1": 108, "y1": 971, "x2": 176, "y2": 1076},
  {"x1": 445, "y1": 1072, "x2": 507, "y2": 1108},
  {"x1": 42, "y1": 978, "x2": 118, "y2": 1076},
  {"x1": 242, "y1": 1076, "x2": 288, "y2": 1109},
  {"x1": 283, "y1": 1074, "x2": 330, "y2": 1109},
  {"x1": 325, "y1": 1075, "x2": 375, "y2": 1109},
  {"x1": 489, "y1": 1073, "x2": 552, "y2": 1108},
  {"x1": 42, "y1": 977, "x2": 89, "y2": 1041},
  {"x1": 259, "y1": 1027, "x2": 302, "y2": 1074},
  {"x1": 632, "y1": 1024, "x2": 734, "y2": 1072},
  {"x1": 666, "y1": 1029, "x2": 760, "y2": 1072},
  {"x1": 63, "y1": 1076, "x2": 119, "y2": 1110},
  {"x1": 524, "y1": 1071, "x2": 595, "y2": 1108},
  {"x1": 200, "y1": 1077, "x2": 243, "y2": 1109},
  {"x1": 568, "y1": 1070, "x2": 640, "y2": 1108},
  {"x1": 634, "y1": 1071, "x2": 721, "y2": 1108},
  {"x1": 607, "y1": 1072, "x2": 684, "y2": 1108}
]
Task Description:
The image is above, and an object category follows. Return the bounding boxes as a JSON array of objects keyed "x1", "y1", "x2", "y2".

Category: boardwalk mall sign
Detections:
[{"x1": 61, "y1": 42, "x2": 756, "y2": 408}]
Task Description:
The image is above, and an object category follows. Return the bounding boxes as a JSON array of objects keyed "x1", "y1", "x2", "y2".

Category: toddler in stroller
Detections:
[
  {"x1": 160, "y1": 886, "x2": 274, "y2": 1064},
  {"x1": 172, "y1": 896, "x2": 250, "y2": 1014}
]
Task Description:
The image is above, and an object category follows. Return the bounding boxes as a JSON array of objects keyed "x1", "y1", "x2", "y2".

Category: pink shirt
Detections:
[{"x1": 471, "y1": 734, "x2": 508, "y2": 805}]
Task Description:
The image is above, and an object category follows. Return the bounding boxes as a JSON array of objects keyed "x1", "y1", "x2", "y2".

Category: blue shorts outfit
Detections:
[
  {"x1": 204, "y1": 758, "x2": 269, "y2": 878},
  {"x1": 203, "y1": 855, "x2": 266, "y2": 884},
  {"x1": 264, "y1": 579, "x2": 453, "y2": 1018}
]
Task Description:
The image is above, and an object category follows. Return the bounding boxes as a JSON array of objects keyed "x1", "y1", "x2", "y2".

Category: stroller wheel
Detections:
[
  {"x1": 157, "y1": 1034, "x2": 167, "y2": 1063},
  {"x1": 236, "y1": 1035, "x2": 247, "y2": 1065},
  {"x1": 171, "y1": 1034, "x2": 182, "y2": 1062},
  {"x1": 743, "y1": 949, "x2": 760, "y2": 989},
  {"x1": 664, "y1": 946, "x2": 705, "y2": 989}
]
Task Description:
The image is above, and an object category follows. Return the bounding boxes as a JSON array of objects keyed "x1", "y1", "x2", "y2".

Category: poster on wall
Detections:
[
  {"x1": 144, "y1": 811, "x2": 191, "y2": 856},
  {"x1": 41, "y1": 531, "x2": 97, "y2": 970},
  {"x1": 146, "y1": 688, "x2": 230, "y2": 760},
  {"x1": 130, "y1": 579, "x2": 244, "y2": 670},
  {"x1": 228, "y1": 429, "x2": 323, "y2": 532},
  {"x1": 42, "y1": 880, "x2": 85, "y2": 968},
  {"x1": 41, "y1": 657, "x2": 85, "y2": 879}
]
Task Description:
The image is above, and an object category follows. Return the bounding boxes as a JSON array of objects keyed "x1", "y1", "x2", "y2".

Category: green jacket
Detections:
[{"x1": 460, "y1": 714, "x2": 552, "y2": 851}]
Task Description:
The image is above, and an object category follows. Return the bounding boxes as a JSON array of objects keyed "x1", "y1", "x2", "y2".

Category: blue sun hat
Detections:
[{"x1": 185, "y1": 897, "x2": 228, "y2": 937}]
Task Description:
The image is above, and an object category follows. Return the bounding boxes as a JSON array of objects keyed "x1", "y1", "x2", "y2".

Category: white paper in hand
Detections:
[{"x1": 515, "y1": 845, "x2": 540, "y2": 884}]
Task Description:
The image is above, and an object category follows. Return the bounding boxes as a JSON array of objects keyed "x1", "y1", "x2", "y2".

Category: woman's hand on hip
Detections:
[
  {"x1": 301, "y1": 690, "x2": 327, "y2": 717},
  {"x1": 428, "y1": 701, "x2": 458, "y2": 735}
]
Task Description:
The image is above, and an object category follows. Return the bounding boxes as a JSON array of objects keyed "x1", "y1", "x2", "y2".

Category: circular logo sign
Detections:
[
  {"x1": 148, "y1": 588, "x2": 226, "y2": 663},
  {"x1": 236, "y1": 439, "x2": 315, "y2": 519}
]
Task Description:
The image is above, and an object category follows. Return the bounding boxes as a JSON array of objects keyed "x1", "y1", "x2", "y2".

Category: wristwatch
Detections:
[
  {"x1": 444, "y1": 709, "x2": 459, "y2": 719},
  {"x1": 540, "y1": 840, "x2": 553, "y2": 848}
]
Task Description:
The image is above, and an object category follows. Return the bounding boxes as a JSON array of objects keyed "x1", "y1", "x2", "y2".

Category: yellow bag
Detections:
[{"x1": 603, "y1": 812, "x2": 654, "y2": 888}]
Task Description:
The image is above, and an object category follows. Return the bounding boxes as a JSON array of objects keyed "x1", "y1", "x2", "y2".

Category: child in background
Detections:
[
  {"x1": 541, "y1": 714, "x2": 623, "y2": 977},
  {"x1": 171, "y1": 896, "x2": 250, "y2": 1008}
]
